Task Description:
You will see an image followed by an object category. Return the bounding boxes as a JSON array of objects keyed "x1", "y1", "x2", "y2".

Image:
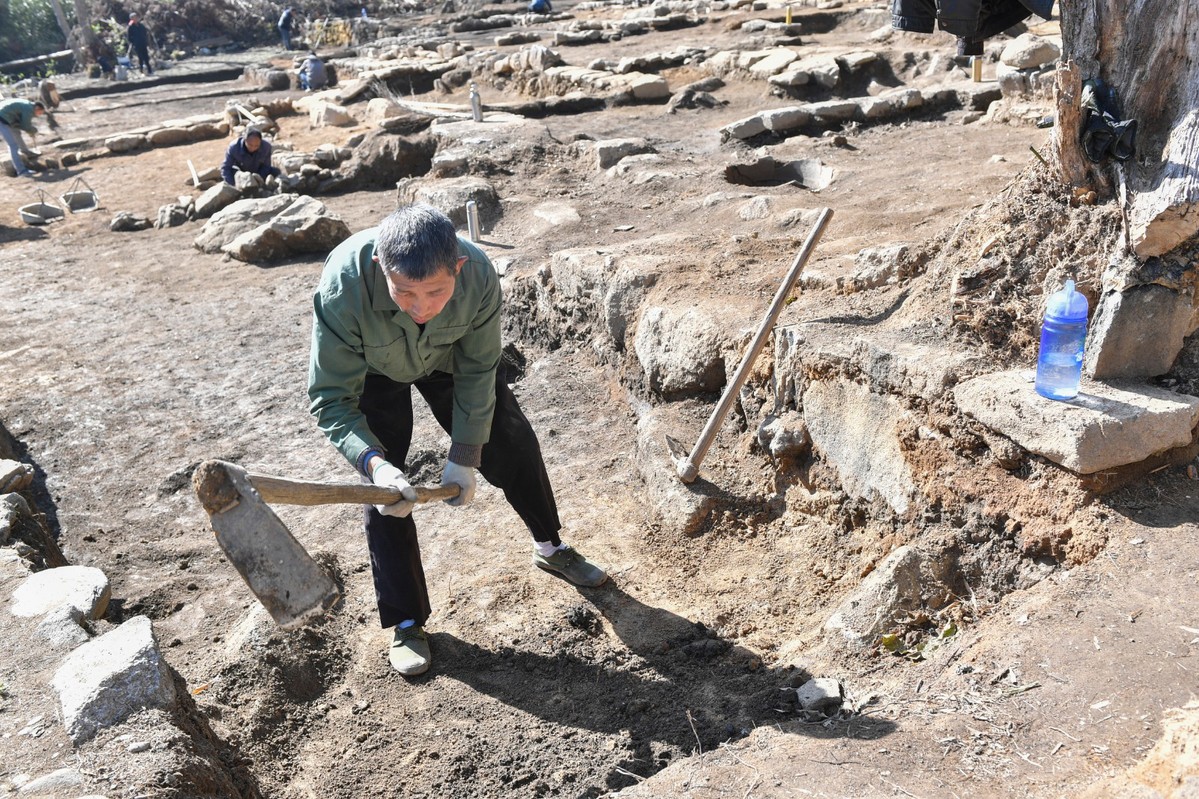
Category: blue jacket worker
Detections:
[
  {"x1": 308, "y1": 204, "x2": 609, "y2": 678},
  {"x1": 0, "y1": 98, "x2": 45, "y2": 178},
  {"x1": 221, "y1": 127, "x2": 281, "y2": 185},
  {"x1": 278, "y1": 7, "x2": 295, "y2": 50},
  {"x1": 299, "y1": 52, "x2": 327, "y2": 91}
]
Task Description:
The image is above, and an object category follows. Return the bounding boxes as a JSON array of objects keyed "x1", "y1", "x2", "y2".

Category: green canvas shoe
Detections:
[
  {"x1": 389, "y1": 625, "x2": 431, "y2": 676},
  {"x1": 533, "y1": 545, "x2": 608, "y2": 587}
]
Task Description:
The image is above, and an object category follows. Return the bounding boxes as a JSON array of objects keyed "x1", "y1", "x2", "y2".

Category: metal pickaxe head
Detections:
[
  {"x1": 192, "y1": 459, "x2": 459, "y2": 630},
  {"x1": 665, "y1": 435, "x2": 700, "y2": 483},
  {"x1": 193, "y1": 460, "x2": 341, "y2": 630}
]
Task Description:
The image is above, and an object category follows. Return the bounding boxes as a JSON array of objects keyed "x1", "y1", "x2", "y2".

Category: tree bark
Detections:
[
  {"x1": 45, "y1": 0, "x2": 83, "y2": 66},
  {"x1": 1056, "y1": 0, "x2": 1199, "y2": 257},
  {"x1": 68, "y1": 0, "x2": 102, "y2": 65}
]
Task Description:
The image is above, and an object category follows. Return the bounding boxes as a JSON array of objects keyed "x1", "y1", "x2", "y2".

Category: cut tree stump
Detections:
[{"x1": 1057, "y1": 0, "x2": 1199, "y2": 257}]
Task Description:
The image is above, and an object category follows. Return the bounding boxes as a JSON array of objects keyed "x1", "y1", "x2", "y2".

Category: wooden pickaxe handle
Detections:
[{"x1": 244, "y1": 471, "x2": 461, "y2": 507}]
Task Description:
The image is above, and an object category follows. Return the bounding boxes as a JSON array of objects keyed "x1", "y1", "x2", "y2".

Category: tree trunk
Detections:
[
  {"x1": 45, "y1": 0, "x2": 83, "y2": 66},
  {"x1": 68, "y1": 0, "x2": 102, "y2": 65},
  {"x1": 1056, "y1": 0, "x2": 1199, "y2": 257}
]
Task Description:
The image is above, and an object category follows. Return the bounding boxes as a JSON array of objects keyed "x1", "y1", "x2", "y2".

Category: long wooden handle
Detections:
[
  {"x1": 245, "y1": 472, "x2": 461, "y2": 506},
  {"x1": 684, "y1": 208, "x2": 833, "y2": 476}
]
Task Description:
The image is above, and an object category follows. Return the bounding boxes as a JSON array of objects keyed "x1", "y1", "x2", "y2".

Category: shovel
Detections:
[
  {"x1": 667, "y1": 207, "x2": 833, "y2": 483},
  {"x1": 192, "y1": 459, "x2": 459, "y2": 629}
]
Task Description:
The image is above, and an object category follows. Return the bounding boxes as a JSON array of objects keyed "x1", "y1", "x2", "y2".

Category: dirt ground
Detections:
[{"x1": 1, "y1": 2, "x2": 1197, "y2": 798}]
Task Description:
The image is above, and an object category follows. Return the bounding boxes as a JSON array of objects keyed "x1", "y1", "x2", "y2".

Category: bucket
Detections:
[
  {"x1": 114, "y1": 64, "x2": 128, "y2": 81},
  {"x1": 59, "y1": 177, "x2": 99, "y2": 212},
  {"x1": 19, "y1": 201, "x2": 65, "y2": 225}
]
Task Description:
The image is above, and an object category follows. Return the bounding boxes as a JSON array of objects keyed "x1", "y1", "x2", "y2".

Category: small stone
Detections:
[{"x1": 128, "y1": 740, "x2": 151, "y2": 753}]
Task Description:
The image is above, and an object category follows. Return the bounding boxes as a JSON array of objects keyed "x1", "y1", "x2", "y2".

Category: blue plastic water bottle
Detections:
[{"x1": 1034, "y1": 279, "x2": 1089, "y2": 400}]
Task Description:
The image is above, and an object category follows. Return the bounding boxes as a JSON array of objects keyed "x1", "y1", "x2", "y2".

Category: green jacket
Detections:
[
  {"x1": 0, "y1": 99, "x2": 37, "y2": 134},
  {"x1": 308, "y1": 227, "x2": 501, "y2": 473}
]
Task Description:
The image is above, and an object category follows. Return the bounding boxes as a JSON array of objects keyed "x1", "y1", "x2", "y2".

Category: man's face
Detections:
[
  {"x1": 380, "y1": 256, "x2": 465, "y2": 325},
  {"x1": 245, "y1": 135, "x2": 261, "y2": 153}
]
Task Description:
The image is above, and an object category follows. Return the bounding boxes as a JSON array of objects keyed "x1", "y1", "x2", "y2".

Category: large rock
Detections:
[
  {"x1": 0, "y1": 494, "x2": 67, "y2": 569},
  {"x1": 633, "y1": 407, "x2": 717, "y2": 535},
  {"x1": 154, "y1": 202, "x2": 190, "y2": 229},
  {"x1": 532, "y1": 242, "x2": 663, "y2": 353},
  {"x1": 193, "y1": 194, "x2": 294, "y2": 253},
  {"x1": 193, "y1": 181, "x2": 241, "y2": 219},
  {"x1": 595, "y1": 138, "x2": 654, "y2": 170},
  {"x1": 51, "y1": 616, "x2": 178, "y2": 743},
  {"x1": 0, "y1": 459, "x2": 33, "y2": 492},
  {"x1": 365, "y1": 97, "x2": 403, "y2": 124},
  {"x1": 760, "y1": 106, "x2": 812, "y2": 133},
  {"x1": 720, "y1": 114, "x2": 768, "y2": 141},
  {"x1": 1000, "y1": 33, "x2": 1061, "y2": 69},
  {"x1": 110, "y1": 211, "x2": 153, "y2": 232},
  {"x1": 146, "y1": 126, "x2": 192, "y2": 147},
  {"x1": 776, "y1": 323, "x2": 983, "y2": 403},
  {"x1": 858, "y1": 88, "x2": 923, "y2": 120},
  {"x1": 219, "y1": 195, "x2": 352, "y2": 263},
  {"x1": 310, "y1": 100, "x2": 355, "y2": 127},
  {"x1": 9, "y1": 565, "x2": 110, "y2": 619},
  {"x1": 397, "y1": 175, "x2": 502, "y2": 231},
  {"x1": 336, "y1": 130, "x2": 437, "y2": 191},
  {"x1": 792, "y1": 54, "x2": 842, "y2": 89},
  {"x1": 803, "y1": 378, "x2": 917, "y2": 514},
  {"x1": 104, "y1": 134, "x2": 146, "y2": 154},
  {"x1": 807, "y1": 99, "x2": 861, "y2": 124},
  {"x1": 634, "y1": 306, "x2": 727, "y2": 397},
  {"x1": 747, "y1": 48, "x2": 799, "y2": 78},
  {"x1": 825, "y1": 545, "x2": 923, "y2": 649},
  {"x1": 954, "y1": 370, "x2": 1199, "y2": 474},
  {"x1": 1085, "y1": 284, "x2": 1199, "y2": 379}
]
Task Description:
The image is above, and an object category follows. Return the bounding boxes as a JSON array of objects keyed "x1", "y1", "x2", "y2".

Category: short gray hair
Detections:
[{"x1": 374, "y1": 204, "x2": 459, "y2": 280}]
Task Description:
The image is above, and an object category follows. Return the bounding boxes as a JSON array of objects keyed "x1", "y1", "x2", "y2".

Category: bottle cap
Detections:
[{"x1": 1045, "y1": 278, "x2": 1088, "y2": 323}]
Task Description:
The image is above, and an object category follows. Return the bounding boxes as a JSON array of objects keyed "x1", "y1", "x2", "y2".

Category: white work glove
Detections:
[
  {"x1": 441, "y1": 460, "x2": 476, "y2": 507},
  {"x1": 371, "y1": 461, "x2": 418, "y2": 518}
]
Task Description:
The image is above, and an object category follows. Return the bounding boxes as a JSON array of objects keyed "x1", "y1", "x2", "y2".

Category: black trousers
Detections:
[
  {"x1": 360, "y1": 370, "x2": 562, "y2": 629},
  {"x1": 132, "y1": 44, "x2": 151, "y2": 72}
]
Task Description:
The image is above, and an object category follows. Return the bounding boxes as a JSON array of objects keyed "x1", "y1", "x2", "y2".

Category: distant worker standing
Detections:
[
  {"x1": 0, "y1": 98, "x2": 46, "y2": 178},
  {"x1": 278, "y1": 7, "x2": 295, "y2": 50},
  {"x1": 220, "y1": 127, "x2": 281, "y2": 185},
  {"x1": 298, "y1": 51, "x2": 327, "y2": 91},
  {"x1": 126, "y1": 13, "x2": 153, "y2": 75}
]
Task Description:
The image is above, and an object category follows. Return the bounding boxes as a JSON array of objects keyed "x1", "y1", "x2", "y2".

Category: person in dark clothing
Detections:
[
  {"x1": 126, "y1": 13, "x2": 153, "y2": 74},
  {"x1": 308, "y1": 204, "x2": 609, "y2": 678},
  {"x1": 278, "y1": 7, "x2": 295, "y2": 50},
  {"x1": 220, "y1": 127, "x2": 281, "y2": 185}
]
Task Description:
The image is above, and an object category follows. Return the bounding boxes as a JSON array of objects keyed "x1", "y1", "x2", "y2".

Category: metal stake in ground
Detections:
[
  {"x1": 666, "y1": 207, "x2": 833, "y2": 483},
  {"x1": 192, "y1": 459, "x2": 458, "y2": 628}
]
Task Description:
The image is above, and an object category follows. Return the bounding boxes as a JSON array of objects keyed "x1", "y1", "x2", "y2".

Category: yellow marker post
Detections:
[{"x1": 786, "y1": 5, "x2": 792, "y2": 24}]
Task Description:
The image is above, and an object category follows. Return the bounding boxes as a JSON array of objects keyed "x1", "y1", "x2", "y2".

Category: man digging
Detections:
[{"x1": 308, "y1": 203, "x2": 608, "y2": 677}]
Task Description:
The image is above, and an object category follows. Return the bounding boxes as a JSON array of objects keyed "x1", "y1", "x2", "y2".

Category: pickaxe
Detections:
[
  {"x1": 192, "y1": 459, "x2": 458, "y2": 629},
  {"x1": 667, "y1": 207, "x2": 833, "y2": 482}
]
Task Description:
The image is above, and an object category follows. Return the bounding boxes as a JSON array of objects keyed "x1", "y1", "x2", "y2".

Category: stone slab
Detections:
[
  {"x1": 954, "y1": 370, "x2": 1199, "y2": 474},
  {"x1": 803, "y1": 378, "x2": 916, "y2": 514},
  {"x1": 1085, "y1": 284, "x2": 1199, "y2": 379}
]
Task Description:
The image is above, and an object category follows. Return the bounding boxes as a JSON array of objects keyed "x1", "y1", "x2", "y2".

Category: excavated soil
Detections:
[{"x1": 1, "y1": 2, "x2": 1197, "y2": 798}]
